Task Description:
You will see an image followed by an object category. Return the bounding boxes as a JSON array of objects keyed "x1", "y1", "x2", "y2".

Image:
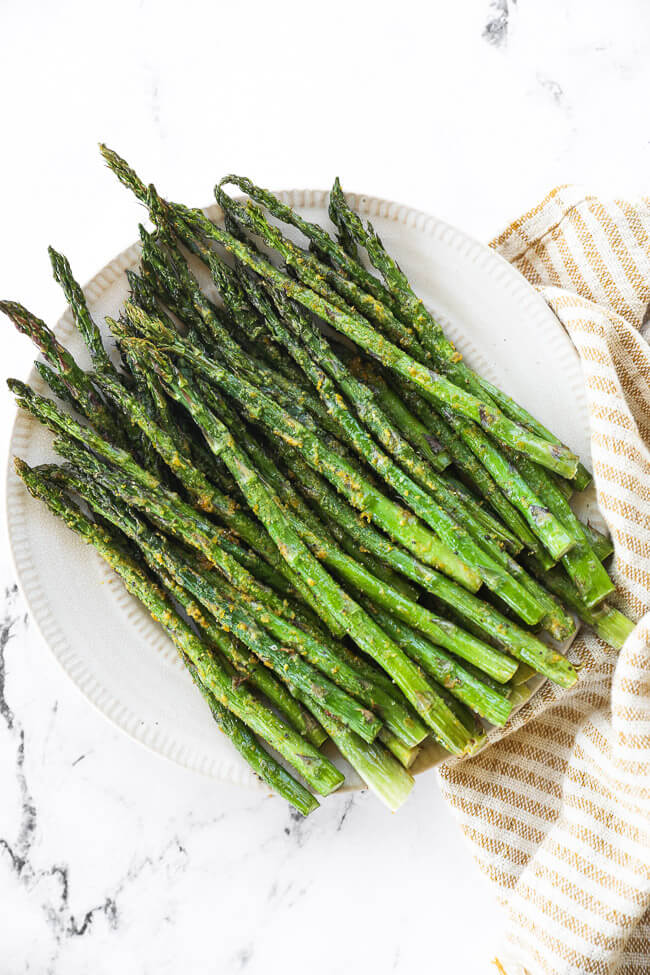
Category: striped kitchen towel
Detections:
[{"x1": 437, "y1": 187, "x2": 650, "y2": 975}]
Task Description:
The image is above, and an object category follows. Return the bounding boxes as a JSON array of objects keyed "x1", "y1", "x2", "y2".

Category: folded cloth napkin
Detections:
[{"x1": 437, "y1": 187, "x2": 650, "y2": 975}]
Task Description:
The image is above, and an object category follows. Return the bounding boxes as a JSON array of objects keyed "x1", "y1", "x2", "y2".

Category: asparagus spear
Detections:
[
  {"x1": 240, "y1": 276, "x2": 546, "y2": 625},
  {"x1": 178, "y1": 647, "x2": 319, "y2": 815},
  {"x1": 307, "y1": 700, "x2": 415, "y2": 812},
  {"x1": 152, "y1": 564, "x2": 325, "y2": 747},
  {"x1": 431, "y1": 468, "x2": 521, "y2": 554},
  {"x1": 0, "y1": 300, "x2": 121, "y2": 442},
  {"x1": 523, "y1": 556, "x2": 635, "y2": 651},
  {"x1": 121, "y1": 311, "x2": 480, "y2": 592},
  {"x1": 218, "y1": 179, "x2": 584, "y2": 563},
  {"x1": 48, "y1": 247, "x2": 113, "y2": 371},
  {"x1": 394, "y1": 374, "x2": 549, "y2": 558},
  {"x1": 378, "y1": 730, "x2": 421, "y2": 769},
  {"x1": 584, "y1": 525, "x2": 614, "y2": 562},
  {"x1": 34, "y1": 361, "x2": 81, "y2": 412},
  {"x1": 57, "y1": 463, "x2": 382, "y2": 743},
  {"x1": 139, "y1": 344, "x2": 478, "y2": 754},
  {"x1": 14, "y1": 459, "x2": 343, "y2": 797},
  {"x1": 279, "y1": 449, "x2": 578, "y2": 684},
  {"x1": 328, "y1": 179, "x2": 585, "y2": 487},
  {"x1": 94, "y1": 364, "x2": 307, "y2": 585},
  {"x1": 97, "y1": 147, "x2": 580, "y2": 477},
  {"x1": 46, "y1": 427, "x2": 322, "y2": 636},
  {"x1": 328, "y1": 187, "x2": 362, "y2": 261},
  {"x1": 506, "y1": 449, "x2": 614, "y2": 607},
  {"x1": 363, "y1": 603, "x2": 512, "y2": 725},
  {"x1": 219, "y1": 171, "x2": 584, "y2": 488},
  {"x1": 476, "y1": 374, "x2": 592, "y2": 491}
]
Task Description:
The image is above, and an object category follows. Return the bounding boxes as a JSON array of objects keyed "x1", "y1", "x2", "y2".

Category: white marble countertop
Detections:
[{"x1": 1, "y1": 1, "x2": 649, "y2": 971}]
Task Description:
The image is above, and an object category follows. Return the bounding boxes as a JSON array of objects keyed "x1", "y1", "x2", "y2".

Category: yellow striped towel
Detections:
[{"x1": 437, "y1": 187, "x2": 650, "y2": 975}]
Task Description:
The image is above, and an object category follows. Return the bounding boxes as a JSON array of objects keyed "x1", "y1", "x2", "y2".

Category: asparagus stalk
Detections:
[
  {"x1": 511, "y1": 663, "x2": 536, "y2": 685},
  {"x1": 365, "y1": 605, "x2": 513, "y2": 726},
  {"x1": 442, "y1": 408, "x2": 575, "y2": 561},
  {"x1": 97, "y1": 147, "x2": 580, "y2": 477},
  {"x1": 307, "y1": 700, "x2": 415, "y2": 812},
  {"x1": 328, "y1": 178, "x2": 585, "y2": 487},
  {"x1": 434, "y1": 469, "x2": 522, "y2": 554},
  {"x1": 58, "y1": 464, "x2": 382, "y2": 744},
  {"x1": 279, "y1": 449, "x2": 578, "y2": 685},
  {"x1": 47, "y1": 429, "x2": 322, "y2": 636},
  {"x1": 121, "y1": 311, "x2": 480, "y2": 592},
  {"x1": 34, "y1": 361, "x2": 81, "y2": 412},
  {"x1": 506, "y1": 449, "x2": 614, "y2": 607},
  {"x1": 1, "y1": 300, "x2": 121, "y2": 442},
  {"x1": 584, "y1": 524, "x2": 614, "y2": 562},
  {"x1": 154, "y1": 565, "x2": 325, "y2": 747},
  {"x1": 523, "y1": 556, "x2": 635, "y2": 651},
  {"x1": 242, "y1": 278, "x2": 546, "y2": 625},
  {"x1": 394, "y1": 375, "x2": 549, "y2": 558},
  {"x1": 173, "y1": 547, "x2": 427, "y2": 747},
  {"x1": 140, "y1": 344, "x2": 478, "y2": 754},
  {"x1": 329, "y1": 522, "x2": 420, "y2": 601},
  {"x1": 48, "y1": 247, "x2": 113, "y2": 371},
  {"x1": 14, "y1": 459, "x2": 343, "y2": 797},
  {"x1": 378, "y1": 730, "x2": 420, "y2": 769},
  {"x1": 328, "y1": 187, "x2": 362, "y2": 261},
  {"x1": 476, "y1": 374, "x2": 592, "y2": 491},
  {"x1": 178, "y1": 648, "x2": 319, "y2": 815},
  {"x1": 94, "y1": 364, "x2": 307, "y2": 586}
]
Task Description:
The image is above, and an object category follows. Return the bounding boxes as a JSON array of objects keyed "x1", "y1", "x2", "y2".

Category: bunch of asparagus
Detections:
[{"x1": 4, "y1": 147, "x2": 634, "y2": 815}]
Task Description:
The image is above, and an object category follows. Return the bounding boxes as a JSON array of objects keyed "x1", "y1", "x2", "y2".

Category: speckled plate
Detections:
[{"x1": 5, "y1": 190, "x2": 595, "y2": 793}]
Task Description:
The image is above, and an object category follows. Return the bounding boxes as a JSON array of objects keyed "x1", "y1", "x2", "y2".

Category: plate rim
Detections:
[{"x1": 4, "y1": 188, "x2": 586, "y2": 789}]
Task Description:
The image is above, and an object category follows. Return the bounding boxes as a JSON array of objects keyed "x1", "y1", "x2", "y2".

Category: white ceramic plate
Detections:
[{"x1": 6, "y1": 190, "x2": 595, "y2": 791}]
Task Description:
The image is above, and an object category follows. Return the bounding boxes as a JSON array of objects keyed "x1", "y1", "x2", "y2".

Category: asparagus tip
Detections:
[
  {"x1": 7, "y1": 377, "x2": 30, "y2": 397},
  {"x1": 13, "y1": 456, "x2": 29, "y2": 478},
  {"x1": 0, "y1": 299, "x2": 21, "y2": 320},
  {"x1": 99, "y1": 143, "x2": 148, "y2": 203}
]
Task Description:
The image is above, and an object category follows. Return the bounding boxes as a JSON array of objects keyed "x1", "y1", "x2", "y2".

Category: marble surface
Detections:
[{"x1": 1, "y1": 1, "x2": 649, "y2": 971}]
